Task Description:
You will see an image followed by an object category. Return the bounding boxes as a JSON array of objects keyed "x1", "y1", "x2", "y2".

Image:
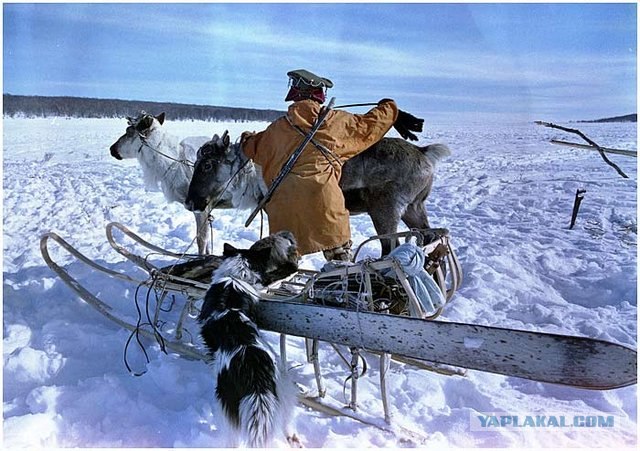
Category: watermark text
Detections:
[{"x1": 471, "y1": 413, "x2": 615, "y2": 431}]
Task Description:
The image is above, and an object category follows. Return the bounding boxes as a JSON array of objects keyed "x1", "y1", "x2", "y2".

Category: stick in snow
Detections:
[
  {"x1": 536, "y1": 121, "x2": 629, "y2": 179},
  {"x1": 570, "y1": 188, "x2": 586, "y2": 230}
]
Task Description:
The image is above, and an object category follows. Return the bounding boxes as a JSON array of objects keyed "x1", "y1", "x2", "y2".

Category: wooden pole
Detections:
[{"x1": 550, "y1": 139, "x2": 637, "y2": 158}]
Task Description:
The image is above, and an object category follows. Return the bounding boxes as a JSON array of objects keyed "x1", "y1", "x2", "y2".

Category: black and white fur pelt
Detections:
[{"x1": 198, "y1": 231, "x2": 299, "y2": 447}]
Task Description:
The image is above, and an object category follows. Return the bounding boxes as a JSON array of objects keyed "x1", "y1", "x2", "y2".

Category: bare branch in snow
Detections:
[{"x1": 536, "y1": 121, "x2": 629, "y2": 179}]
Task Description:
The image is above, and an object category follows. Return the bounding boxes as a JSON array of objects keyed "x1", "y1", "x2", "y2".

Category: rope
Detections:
[
  {"x1": 139, "y1": 135, "x2": 195, "y2": 168},
  {"x1": 123, "y1": 279, "x2": 167, "y2": 376},
  {"x1": 285, "y1": 116, "x2": 343, "y2": 171},
  {"x1": 334, "y1": 102, "x2": 378, "y2": 109},
  {"x1": 122, "y1": 233, "x2": 201, "y2": 376},
  {"x1": 342, "y1": 351, "x2": 367, "y2": 404},
  {"x1": 203, "y1": 150, "x2": 252, "y2": 213},
  {"x1": 198, "y1": 145, "x2": 267, "y2": 235},
  {"x1": 208, "y1": 214, "x2": 215, "y2": 255},
  {"x1": 145, "y1": 277, "x2": 169, "y2": 353}
]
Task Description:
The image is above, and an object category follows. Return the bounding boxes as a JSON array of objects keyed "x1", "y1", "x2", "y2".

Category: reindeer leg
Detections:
[
  {"x1": 194, "y1": 211, "x2": 209, "y2": 255},
  {"x1": 369, "y1": 207, "x2": 401, "y2": 256},
  {"x1": 401, "y1": 179, "x2": 434, "y2": 232},
  {"x1": 401, "y1": 199, "x2": 430, "y2": 231},
  {"x1": 204, "y1": 204, "x2": 214, "y2": 255}
]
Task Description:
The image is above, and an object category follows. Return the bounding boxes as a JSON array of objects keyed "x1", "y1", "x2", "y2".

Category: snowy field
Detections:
[{"x1": 3, "y1": 116, "x2": 637, "y2": 448}]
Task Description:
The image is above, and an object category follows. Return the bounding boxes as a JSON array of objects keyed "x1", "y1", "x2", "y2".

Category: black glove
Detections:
[{"x1": 394, "y1": 110, "x2": 424, "y2": 141}]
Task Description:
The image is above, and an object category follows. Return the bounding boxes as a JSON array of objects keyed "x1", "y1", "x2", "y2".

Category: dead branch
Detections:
[{"x1": 535, "y1": 121, "x2": 629, "y2": 179}]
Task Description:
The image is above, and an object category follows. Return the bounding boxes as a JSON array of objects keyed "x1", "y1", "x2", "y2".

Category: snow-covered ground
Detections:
[{"x1": 3, "y1": 116, "x2": 637, "y2": 448}]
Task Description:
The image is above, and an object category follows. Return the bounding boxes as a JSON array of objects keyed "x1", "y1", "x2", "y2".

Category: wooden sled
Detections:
[{"x1": 40, "y1": 222, "x2": 464, "y2": 422}]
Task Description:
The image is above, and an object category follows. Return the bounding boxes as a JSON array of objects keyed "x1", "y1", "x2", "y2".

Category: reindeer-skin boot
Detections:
[{"x1": 322, "y1": 240, "x2": 353, "y2": 262}]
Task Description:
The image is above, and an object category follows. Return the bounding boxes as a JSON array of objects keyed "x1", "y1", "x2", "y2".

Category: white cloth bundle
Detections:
[{"x1": 384, "y1": 242, "x2": 446, "y2": 316}]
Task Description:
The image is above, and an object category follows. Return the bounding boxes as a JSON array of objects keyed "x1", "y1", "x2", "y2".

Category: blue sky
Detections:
[{"x1": 3, "y1": 3, "x2": 637, "y2": 122}]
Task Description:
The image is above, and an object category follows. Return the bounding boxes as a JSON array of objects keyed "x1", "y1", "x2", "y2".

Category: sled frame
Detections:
[{"x1": 40, "y1": 222, "x2": 464, "y2": 423}]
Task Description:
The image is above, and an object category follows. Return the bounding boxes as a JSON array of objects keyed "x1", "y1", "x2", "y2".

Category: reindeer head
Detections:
[
  {"x1": 185, "y1": 130, "x2": 234, "y2": 211},
  {"x1": 109, "y1": 112, "x2": 165, "y2": 160}
]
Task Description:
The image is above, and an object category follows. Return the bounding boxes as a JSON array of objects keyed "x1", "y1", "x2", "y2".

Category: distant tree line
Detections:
[
  {"x1": 3, "y1": 94, "x2": 284, "y2": 122},
  {"x1": 578, "y1": 113, "x2": 637, "y2": 123}
]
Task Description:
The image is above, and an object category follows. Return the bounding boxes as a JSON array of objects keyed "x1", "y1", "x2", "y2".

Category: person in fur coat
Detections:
[{"x1": 241, "y1": 69, "x2": 401, "y2": 261}]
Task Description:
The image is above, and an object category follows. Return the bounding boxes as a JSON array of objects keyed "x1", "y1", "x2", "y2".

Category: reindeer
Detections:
[
  {"x1": 109, "y1": 112, "x2": 212, "y2": 254},
  {"x1": 185, "y1": 131, "x2": 451, "y2": 256}
]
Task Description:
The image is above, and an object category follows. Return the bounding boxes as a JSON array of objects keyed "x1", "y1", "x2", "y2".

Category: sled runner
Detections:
[{"x1": 40, "y1": 222, "x2": 636, "y2": 426}]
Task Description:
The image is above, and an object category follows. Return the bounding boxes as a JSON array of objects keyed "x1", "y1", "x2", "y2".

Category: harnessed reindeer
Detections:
[
  {"x1": 109, "y1": 112, "x2": 213, "y2": 254},
  {"x1": 186, "y1": 131, "x2": 451, "y2": 256}
]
